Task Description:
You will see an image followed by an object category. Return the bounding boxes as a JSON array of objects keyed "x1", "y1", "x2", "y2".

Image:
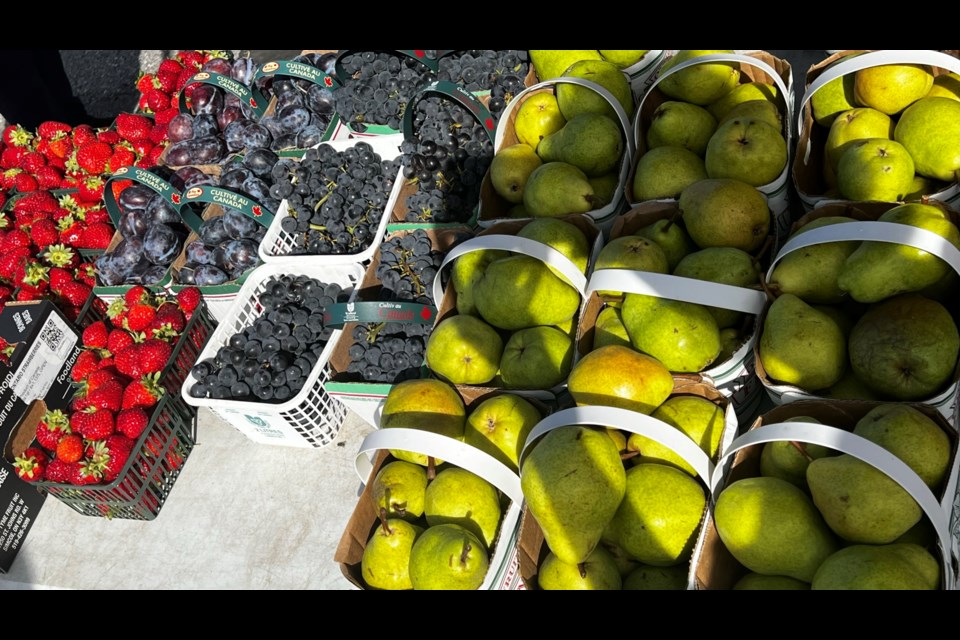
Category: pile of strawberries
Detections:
[{"x1": 12, "y1": 285, "x2": 201, "y2": 486}]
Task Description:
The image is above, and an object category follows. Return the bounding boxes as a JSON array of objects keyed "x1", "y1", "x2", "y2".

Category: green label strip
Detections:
[
  {"x1": 103, "y1": 167, "x2": 183, "y2": 227},
  {"x1": 402, "y1": 80, "x2": 496, "y2": 145},
  {"x1": 178, "y1": 71, "x2": 267, "y2": 119},
  {"x1": 324, "y1": 301, "x2": 438, "y2": 328},
  {"x1": 254, "y1": 59, "x2": 340, "y2": 89},
  {"x1": 180, "y1": 185, "x2": 274, "y2": 228}
]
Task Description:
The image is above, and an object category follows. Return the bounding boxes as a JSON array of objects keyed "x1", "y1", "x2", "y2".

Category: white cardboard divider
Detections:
[{"x1": 712, "y1": 422, "x2": 956, "y2": 590}]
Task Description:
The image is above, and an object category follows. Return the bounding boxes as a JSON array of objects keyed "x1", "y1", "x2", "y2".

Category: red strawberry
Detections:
[
  {"x1": 176, "y1": 51, "x2": 205, "y2": 69},
  {"x1": 72, "y1": 406, "x2": 115, "y2": 440},
  {"x1": 15, "y1": 190, "x2": 58, "y2": 216},
  {"x1": 78, "y1": 176, "x2": 105, "y2": 202},
  {"x1": 37, "y1": 121, "x2": 71, "y2": 139},
  {"x1": 75, "y1": 262, "x2": 97, "y2": 288},
  {"x1": 36, "y1": 409, "x2": 71, "y2": 450},
  {"x1": 149, "y1": 303, "x2": 186, "y2": 336},
  {"x1": 72, "y1": 459, "x2": 103, "y2": 485},
  {"x1": 13, "y1": 172, "x2": 38, "y2": 192},
  {"x1": 1, "y1": 167, "x2": 22, "y2": 189},
  {"x1": 43, "y1": 458, "x2": 78, "y2": 483},
  {"x1": 116, "y1": 407, "x2": 149, "y2": 440},
  {"x1": 148, "y1": 124, "x2": 168, "y2": 146},
  {"x1": 159, "y1": 58, "x2": 185, "y2": 76},
  {"x1": 45, "y1": 131, "x2": 74, "y2": 160},
  {"x1": 137, "y1": 94, "x2": 151, "y2": 113},
  {"x1": 146, "y1": 144, "x2": 166, "y2": 167},
  {"x1": 125, "y1": 303, "x2": 157, "y2": 332},
  {"x1": 42, "y1": 243, "x2": 79, "y2": 269},
  {"x1": 81, "y1": 206, "x2": 110, "y2": 225},
  {"x1": 176, "y1": 287, "x2": 201, "y2": 313},
  {"x1": 77, "y1": 367, "x2": 125, "y2": 394},
  {"x1": 71, "y1": 349, "x2": 102, "y2": 382},
  {"x1": 75, "y1": 141, "x2": 113, "y2": 174},
  {"x1": 122, "y1": 372, "x2": 165, "y2": 409},
  {"x1": 157, "y1": 70, "x2": 179, "y2": 94},
  {"x1": 17, "y1": 260, "x2": 49, "y2": 289},
  {"x1": 131, "y1": 139, "x2": 154, "y2": 158},
  {"x1": 2, "y1": 124, "x2": 33, "y2": 148},
  {"x1": 82, "y1": 320, "x2": 110, "y2": 349},
  {"x1": 125, "y1": 285, "x2": 151, "y2": 307},
  {"x1": 91, "y1": 437, "x2": 134, "y2": 482},
  {"x1": 77, "y1": 222, "x2": 114, "y2": 249},
  {"x1": 154, "y1": 107, "x2": 179, "y2": 127},
  {"x1": 107, "y1": 328, "x2": 136, "y2": 355},
  {"x1": 31, "y1": 218, "x2": 60, "y2": 249},
  {"x1": 136, "y1": 73, "x2": 161, "y2": 94},
  {"x1": 71, "y1": 124, "x2": 97, "y2": 146},
  {"x1": 57, "y1": 280, "x2": 91, "y2": 307},
  {"x1": 18, "y1": 151, "x2": 46, "y2": 173},
  {"x1": 138, "y1": 339, "x2": 172, "y2": 375},
  {"x1": 78, "y1": 379, "x2": 124, "y2": 412},
  {"x1": 115, "y1": 343, "x2": 141, "y2": 378},
  {"x1": 115, "y1": 113, "x2": 153, "y2": 142},
  {"x1": 108, "y1": 144, "x2": 136, "y2": 172},
  {"x1": 3, "y1": 228, "x2": 31, "y2": 252},
  {"x1": 13, "y1": 447, "x2": 48, "y2": 482},
  {"x1": 106, "y1": 297, "x2": 128, "y2": 325},
  {"x1": 58, "y1": 215, "x2": 83, "y2": 245},
  {"x1": 97, "y1": 130, "x2": 120, "y2": 145},
  {"x1": 48, "y1": 267, "x2": 73, "y2": 292},
  {"x1": 56, "y1": 433, "x2": 85, "y2": 463},
  {"x1": 145, "y1": 90, "x2": 169, "y2": 114},
  {"x1": 35, "y1": 165, "x2": 63, "y2": 190}
]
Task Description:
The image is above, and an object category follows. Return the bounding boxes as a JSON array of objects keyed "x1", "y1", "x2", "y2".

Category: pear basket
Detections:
[
  {"x1": 516, "y1": 386, "x2": 736, "y2": 590},
  {"x1": 477, "y1": 77, "x2": 635, "y2": 233},
  {"x1": 696, "y1": 400, "x2": 958, "y2": 590},
  {"x1": 793, "y1": 49, "x2": 960, "y2": 212},
  {"x1": 756, "y1": 201, "x2": 960, "y2": 425},
  {"x1": 630, "y1": 51, "x2": 793, "y2": 236}
]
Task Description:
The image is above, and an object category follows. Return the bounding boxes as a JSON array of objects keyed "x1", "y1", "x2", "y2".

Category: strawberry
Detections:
[
  {"x1": 72, "y1": 459, "x2": 103, "y2": 485},
  {"x1": 57, "y1": 280, "x2": 91, "y2": 307},
  {"x1": 91, "y1": 437, "x2": 134, "y2": 482},
  {"x1": 43, "y1": 458, "x2": 77, "y2": 484},
  {"x1": 131, "y1": 139, "x2": 154, "y2": 158},
  {"x1": 1, "y1": 167, "x2": 22, "y2": 189},
  {"x1": 71, "y1": 124, "x2": 97, "y2": 147},
  {"x1": 2, "y1": 124, "x2": 33, "y2": 148},
  {"x1": 108, "y1": 144, "x2": 136, "y2": 172},
  {"x1": 35, "y1": 165, "x2": 63, "y2": 189},
  {"x1": 176, "y1": 51, "x2": 205, "y2": 69},
  {"x1": 77, "y1": 367, "x2": 125, "y2": 395},
  {"x1": 136, "y1": 73, "x2": 161, "y2": 94},
  {"x1": 36, "y1": 409, "x2": 71, "y2": 450},
  {"x1": 58, "y1": 215, "x2": 83, "y2": 245},
  {"x1": 122, "y1": 372, "x2": 164, "y2": 409},
  {"x1": 138, "y1": 339, "x2": 172, "y2": 375},
  {"x1": 14, "y1": 190, "x2": 58, "y2": 216},
  {"x1": 56, "y1": 433, "x2": 85, "y2": 463},
  {"x1": 71, "y1": 349, "x2": 102, "y2": 382},
  {"x1": 146, "y1": 144, "x2": 166, "y2": 167},
  {"x1": 137, "y1": 94, "x2": 151, "y2": 113},
  {"x1": 81, "y1": 207, "x2": 110, "y2": 225},
  {"x1": 97, "y1": 130, "x2": 120, "y2": 146},
  {"x1": 78, "y1": 176, "x2": 105, "y2": 202},
  {"x1": 18, "y1": 260, "x2": 49, "y2": 289},
  {"x1": 115, "y1": 343, "x2": 141, "y2": 378},
  {"x1": 37, "y1": 121, "x2": 71, "y2": 139},
  {"x1": 148, "y1": 124, "x2": 168, "y2": 146},
  {"x1": 154, "y1": 107, "x2": 179, "y2": 127},
  {"x1": 75, "y1": 262, "x2": 97, "y2": 288},
  {"x1": 45, "y1": 131, "x2": 73, "y2": 160},
  {"x1": 3, "y1": 228, "x2": 31, "y2": 252},
  {"x1": 48, "y1": 267, "x2": 73, "y2": 292},
  {"x1": 106, "y1": 297, "x2": 128, "y2": 325},
  {"x1": 116, "y1": 407, "x2": 149, "y2": 440},
  {"x1": 0, "y1": 336, "x2": 14, "y2": 365},
  {"x1": 125, "y1": 285, "x2": 151, "y2": 307},
  {"x1": 13, "y1": 447, "x2": 48, "y2": 482},
  {"x1": 77, "y1": 379, "x2": 124, "y2": 412},
  {"x1": 47, "y1": 155, "x2": 66, "y2": 171},
  {"x1": 157, "y1": 70, "x2": 179, "y2": 94},
  {"x1": 42, "y1": 243, "x2": 79, "y2": 269},
  {"x1": 125, "y1": 303, "x2": 157, "y2": 332},
  {"x1": 18, "y1": 151, "x2": 46, "y2": 173},
  {"x1": 31, "y1": 218, "x2": 60, "y2": 249},
  {"x1": 75, "y1": 141, "x2": 113, "y2": 174},
  {"x1": 77, "y1": 222, "x2": 113, "y2": 249},
  {"x1": 149, "y1": 303, "x2": 185, "y2": 336},
  {"x1": 82, "y1": 320, "x2": 110, "y2": 349},
  {"x1": 145, "y1": 90, "x2": 169, "y2": 114},
  {"x1": 107, "y1": 328, "x2": 136, "y2": 355},
  {"x1": 115, "y1": 114, "x2": 153, "y2": 142},
  {"x1": 72, "y1": 406, "x2": 115, "y2": 440},
  {"x1": 177, "y1": 287, "x2": 202, "y2": 313},
  {"x1": 97, "y1": 355, "x2": 115, "y2": 370},
  {"x1": 13, "y1": 172, "x2": 38, "y2": 192}
]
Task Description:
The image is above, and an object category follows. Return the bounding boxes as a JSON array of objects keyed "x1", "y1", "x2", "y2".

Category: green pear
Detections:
[
  {"x1": 679, "y1": 178, "x2": 770, "y2": 252},
  {"x1": 708, "y1": 81, "x2": 780, "y2": 122},
  {"x1": 824, "y1": 369, "x2": 881, "y2": 401},
  {"x1": 424, "y1": 467, "x2": 502, "y2": 549},
  {"x1": 926, "y1": 72, "x2": 960, "y2": 101},
  {"x1": 529, "y1": 50, "x2": 602, "y2": 81},
  {"x1": 658, "y1": 50, "x2": 740, "y2": 105},
  {"x1": 425, "y1": 314, "x2": 503, "y2": 385},
  {"x1": 473, "y1": 254, "x2": 581, "y2": 330},
  {"x1": 371, "y1": 460, "x2": 428, "y2": 522},
  {"x1": 588, "y1": 172, "x2": 619, "y2": 207},
  {"x1": 451, "y1": 249, "x2": 508, "y2": 316},
  {"x1": 714, "y1": 476, "x2": 839, "y2": 582},
  {"x1": 673, "y1": 247, "x2": 760, "y2": 328},
  {"x1": 516, "y1": 217, "x2": 590, "y2": 279},
  {"x1": 514, "y1": 92, "x2": 567, "y2": 150},
  {"x1": 520, "y1": 425, "x2": 627, "y2": 565},
  {"x1": 556, "y1": 59, "x2": 633, "y2": 121},
  {"x1": 759, "y1": 294, "x2": 847, "y2": 390},
  {"x1": 464, "y1": 394, "x2": 541, "y2": 473},
  {"x1": 705, "y1": 117, "x2": 787, "y2": 187},
  {"x1": 646, "y1": 101, "x2": 717, "y2": 157},
  {"x1": 905, "y1": 174, "x2": 942, "y2": 200},
  {"x1": 523, "y1": 162, "x2": 600, "y2": 217},
  {"x1": 538, "y1": 547, "x2": 622, "y2": 590},
  {"x1": 836, "y1": 138, "x2": 915, "y2": 202},
  {"x1": 855, "y1": 64, "x2": 933, "y2": 115},
  {"x1": 807, "y1": 454, "x2": 922, "y2": 543},
  {"x1": 490, "y1": 143, "x2": 542, "y2": 204},
  {"x1": 759, "y1": 417, "x2": 833, "y2": 490},
  {"x1": 599, "y1": 50, "x2": 650, "y2": 69},
  {"x1": 538, "y1": 113, "x2": 623, "y2": 177},
  {"x1": 720, "y1": 100, "x2": 781, "y2": 129},
  {"x1": 812, "y1": 543, "x2": 940, "y2": 590},
  {"x1": 621, "y1": 293, "x2": 721, "y2": 373},
  {"x1": 838, "y1": 203, "x2": 960, "y2": 303},
  {"x1": 895, "y1": 96, "x2": 960, "y2": 181},
  {"x1": 632, "y1": 146, "x2": 707, "y2": 201},
  {"x1": 733, "y1": 573, "x2": 810, "y2": 590},
  {"x1": 593, "y1": 306, "x2": 632, "y2": 349},
  {"x1": 499, "y1": 325, "x2": 573, "y2": 389},
  {"x1": 609, "y1": 463, "x2": 706, "y2": 566},
  {"x1": 848, "y1": 294, "x2": 959, "y2": 400},
  {"x1": 627, "y1": 395, "x2": 726, "y2": 476},
  {"x1": 895, "y1": 518, "x2": 936, "y2": 547},
  {"x1": 811, "y1": 73, "x2": 858, "y2": 127},
  {"x1": 567, "y1": 345, "x2": 674, "y2": 414},
  {"x1": 768, "y1": 216, "x2": 861, "y2": 304},
  {"x1": 717, "y1": 328, "x2": 742, "y2": 363},
  {"x1": 623, "y1": 564, "x2": 688, "y2": 590},
  {"x1": 853, "y1": 404, "x2": 950, "y2": 489},
  {"x1": 409, "y1": 523, "x2": 489, "y2": 590},
  {"x1": 361, "y1": 518, "x2": 423, "y2": 590},
  {"x1": 594, "y1": 235, "x2": 669, "y2": 297},
  {"x1": 635, "y1": 218, "x2": 696, "y2": 271},
  {"x1": 380, "y1": 379, "x2": 466, "y2": 467},
  {"x1": 600, "y1": 541, "x2": 639, "y2": 576},
  {"x1": 824, "y1": 107, "x2": 895, "y2": 179}
]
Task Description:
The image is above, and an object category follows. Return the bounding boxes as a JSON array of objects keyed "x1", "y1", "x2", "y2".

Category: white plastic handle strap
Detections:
[
  {"x1": 355, "y1": 428, "x2": 523, "y2": 505},
  {"x1": 640, "y1": 53, "x2": 793, "y2": 142},
  {"x1": 713, "y1": 422, "x2": 955, "y2": 590},
  {"x1": 519, "y1": 405, "x2": 714, "y2": 483},
  {"x1": 494, "y1": 77, "x2": 635, "y2": 157},
  {"x1": 766, "y1": 220, "x2": 960, "y2": 283},
  {"x1": 433, "y1": 234, "x2": 588, "y2": 305},
  {"x1": 587, "y1": 268, "x2": 768, "y2": 316},
  {"x1": 799, "y1": 50, "x2": 960, "y2": 146}
]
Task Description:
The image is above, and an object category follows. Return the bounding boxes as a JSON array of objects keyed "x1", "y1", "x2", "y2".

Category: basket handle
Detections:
[
  {"x1": 713, "y1": 421, "x2": 955, "y2": 590},
  {"x1": 402, "y1": 80, "x2": 497, "y2": 146},
  {"x1": 179, "y1": 185, "x2": 275, "y2": 229},
  {"x1": 103, "y1": 167, "x2": 184, "y2": 228},
  {"x1": 354, "y1": 428, "x2": 523, "y2": 504}
]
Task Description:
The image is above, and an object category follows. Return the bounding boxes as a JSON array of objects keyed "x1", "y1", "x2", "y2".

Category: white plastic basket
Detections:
[
  {"x1": 181, "y1": 261, "x2": 364, "y2": 448},
  {"x1": 258, "y1": 135, "x2": 405, "y2": 266}
]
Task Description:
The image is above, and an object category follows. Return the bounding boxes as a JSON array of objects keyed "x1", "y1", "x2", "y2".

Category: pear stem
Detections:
[
  {"x1": 378, "y1": 507, "x2": 392, "y2": 535},
  {"x1": 620, "y1": 450, "x2": 641, "y2": 461},
  {"x1": 789, "y1": 440, "x2": 814, "y2": 462},
  {"x1": 461, "y1": 542, "x2": 472, "y2": 566},
  {"x1": 578, "y1": 562, "x2": 587, "y2": 579},
  {"x1": 665, "y1": 210, "x2": 681, "y2": 230},
  {"x1": 758, "y1": 270, "x2": 778, "y2": 302},
  {"x1": 427, "y1": 456, "x2": 437, "y2": 480}
]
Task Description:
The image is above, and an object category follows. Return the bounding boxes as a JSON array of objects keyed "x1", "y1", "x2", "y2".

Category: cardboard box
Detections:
[
  {"x1": 0, "y1": 300, "x2": 83, "y2": 572},
  {"x1": 694, "y1": 400, "x2": 960, "y2": 589}
]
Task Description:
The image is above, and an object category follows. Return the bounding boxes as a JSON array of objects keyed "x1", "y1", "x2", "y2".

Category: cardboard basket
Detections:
[
  {"x1": 517, "y1": 391, "x2": 735, "y2": 590},
  {"x1": 696, "y1": 400, "x2": 959, "y2": 590},
  {"x1": 793, "y1": 49, "x2": 960, "y2": 212},
  {"x1": 477, "y1": 77, "x2": 635, "y2": 234},
  {"x1": 335, "y1": 386, "x2": 529, "y2": 589},
  {"x1": 181, "y1": 262, "x2": 364, "y2": 448},
  {"x1": 757, "y1": 201, "x2": 960, "y2": 425},
  {"x1": 257, "y1": 135, "x2": 404, "y2": 267},
  {"x1": 630, "y1": 52, "x2": 794, "y2": 238}
]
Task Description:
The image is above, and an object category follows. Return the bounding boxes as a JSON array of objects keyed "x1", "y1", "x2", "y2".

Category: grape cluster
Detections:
[
  {"x1": 334, "y1": 51, "x2": 435, "y2": 132},
  {"x1": 438, "y1": 50, "x2": 530, "y2": 116},
  {"x1": 399, "y1": 96, "x2": 494, "y2": 223},
  {"x1": 187, "y1": 274, "x2": 349, "y2": 403},
  {"x1": 274, "y1": 142, "x2": 401, "y2": 256},
  {"x1": 376, "y1": 231, "x2": 445, "y2": 305}
]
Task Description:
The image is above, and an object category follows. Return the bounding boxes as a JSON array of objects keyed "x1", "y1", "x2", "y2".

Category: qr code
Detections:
[{"x1": 39, "y1": 321, "x2": 65, "y2": 352}]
